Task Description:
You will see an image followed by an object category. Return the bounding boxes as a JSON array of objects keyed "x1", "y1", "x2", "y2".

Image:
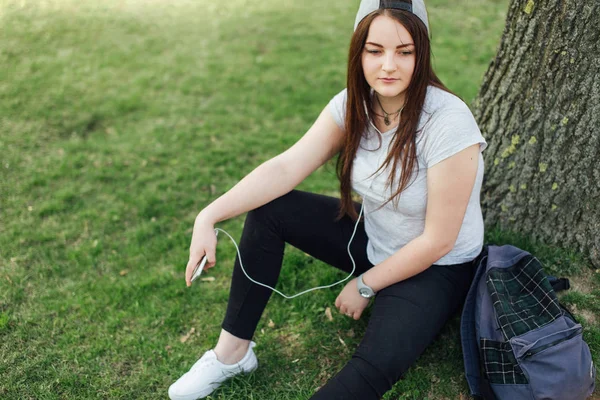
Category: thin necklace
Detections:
[{"x1": 374, "y1": 94, "x2": 405, "y2": 126}]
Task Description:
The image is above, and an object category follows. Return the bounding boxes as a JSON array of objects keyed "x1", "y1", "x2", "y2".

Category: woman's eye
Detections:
[{"x1": 365, "y1": 49, "x2": 412, "y2": 55}]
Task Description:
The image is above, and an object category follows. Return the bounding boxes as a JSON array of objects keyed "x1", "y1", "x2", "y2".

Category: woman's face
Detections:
[{"x1": 361, "y1": 15, "x2": 416, "y2": 102}]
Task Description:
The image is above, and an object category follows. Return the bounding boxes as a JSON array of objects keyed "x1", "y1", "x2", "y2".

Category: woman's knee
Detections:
[{"x1": 246, "y1": 190, "x2": 300, "y2": 226}]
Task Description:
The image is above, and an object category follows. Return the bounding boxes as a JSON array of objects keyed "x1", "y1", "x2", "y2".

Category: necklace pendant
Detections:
[{"x1": 384, "y1": 116, "x2": 390, "y2": 126}]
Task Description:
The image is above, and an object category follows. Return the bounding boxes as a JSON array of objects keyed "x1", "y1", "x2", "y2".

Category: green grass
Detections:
[{"x1": 1, "y1": 0, "x2": 598, "y2": 398}]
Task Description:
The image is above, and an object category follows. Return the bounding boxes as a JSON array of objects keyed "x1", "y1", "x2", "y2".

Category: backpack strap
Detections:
[
  {"x1": 547, "y1": 275, "x2": 570, "y2": 292},
  {"x1": 478, "y1": 376, "x2": 498, "y2": 400},
  {"x1": 472, "y1": 354, "x2": 498, "y2": 400},
  {"x1": 461, "y1": 247, "x2": 489, "y2": 398}
]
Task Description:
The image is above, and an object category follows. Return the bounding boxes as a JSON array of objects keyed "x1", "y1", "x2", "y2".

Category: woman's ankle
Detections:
[{"x1": 213, "y1": 329, "x2": 251, "y2": 365}]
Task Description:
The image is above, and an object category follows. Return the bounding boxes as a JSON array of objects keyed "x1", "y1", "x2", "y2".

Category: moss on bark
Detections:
[{"x1": 474, "y1": 0, "x2": 600, "y2": 266}]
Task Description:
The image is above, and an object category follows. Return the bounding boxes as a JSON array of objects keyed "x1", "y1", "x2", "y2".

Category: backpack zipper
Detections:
[{"x1": 523, "y1": 327, "x2": 583, "y2": 358}]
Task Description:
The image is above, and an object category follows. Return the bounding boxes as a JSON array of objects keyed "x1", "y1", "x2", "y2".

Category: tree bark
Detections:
[{"x1": 474, "y1": 0, "x2": 600, "y2": 267}]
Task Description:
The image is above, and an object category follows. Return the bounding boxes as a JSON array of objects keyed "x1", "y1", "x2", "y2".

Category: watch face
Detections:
[{"x1": 359, "y1": 288, "x2": 371, "y2": 298}]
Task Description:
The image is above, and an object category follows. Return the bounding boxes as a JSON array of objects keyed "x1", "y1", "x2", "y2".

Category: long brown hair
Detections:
[{"x1": 337, "y1": 1, "x2": 451, "y2": 220}]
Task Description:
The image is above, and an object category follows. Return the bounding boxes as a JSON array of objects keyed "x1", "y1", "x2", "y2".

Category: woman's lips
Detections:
[{"x1": 380, "y1": 78, "x2": 397, "y2": 83}]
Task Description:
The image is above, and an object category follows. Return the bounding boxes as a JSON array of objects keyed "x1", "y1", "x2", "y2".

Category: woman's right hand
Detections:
[{"x1": 185, "y1": 213, "x2": 218, "y2": 287}]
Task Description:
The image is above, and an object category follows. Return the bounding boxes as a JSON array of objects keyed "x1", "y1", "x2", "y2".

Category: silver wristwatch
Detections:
[{"x1": 357, "y1": 273, "x2": 376, "y2": 298}]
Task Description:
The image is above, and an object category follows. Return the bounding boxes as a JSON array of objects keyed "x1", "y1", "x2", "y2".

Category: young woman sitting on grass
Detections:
[{"x1": 169, "y1": 0, "x2": 487, "y2": 398}]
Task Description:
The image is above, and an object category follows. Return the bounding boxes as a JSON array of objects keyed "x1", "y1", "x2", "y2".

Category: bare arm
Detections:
[
  {"x1": 335, "y1": 143, "x2": 481, "y2": 318},
  {"x1": 185, "y1": 104, "x2": 344, "y2": 285},
  {"x1": 362, "y1": 144, "x2": 481, "y2": 292},
  {"x1": 198, "y1": 105, "x2": 343, "y2": 223}
]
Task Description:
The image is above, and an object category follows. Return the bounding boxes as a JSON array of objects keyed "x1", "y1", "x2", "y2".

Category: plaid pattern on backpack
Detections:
[{"x1": 461, "y1": 245, "x2": 597, "y2": 399}]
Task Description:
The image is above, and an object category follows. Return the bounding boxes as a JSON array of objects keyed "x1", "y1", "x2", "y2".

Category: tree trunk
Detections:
[{"x1": 474, "y1": 0, "x2": 600, "y2": 267}]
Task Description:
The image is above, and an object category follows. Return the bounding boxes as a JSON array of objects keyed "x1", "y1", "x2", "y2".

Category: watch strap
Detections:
[{"x1": 357, "y1": 273, "x2": 376, "y2": 298}]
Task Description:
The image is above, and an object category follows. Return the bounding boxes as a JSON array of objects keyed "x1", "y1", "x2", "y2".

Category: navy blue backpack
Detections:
[{"x1": 461, "y1": 245, "x2": 597, "y2": 399}]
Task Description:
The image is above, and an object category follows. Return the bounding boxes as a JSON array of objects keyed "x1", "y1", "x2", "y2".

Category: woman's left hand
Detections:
[{"x1": 335, "y1": 278, "x2": 370, "y2": 320}]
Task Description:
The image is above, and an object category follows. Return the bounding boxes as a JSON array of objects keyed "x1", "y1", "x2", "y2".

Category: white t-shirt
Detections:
[{"x1": 328, "y1": 86, "x2": 487, "y2": 265}]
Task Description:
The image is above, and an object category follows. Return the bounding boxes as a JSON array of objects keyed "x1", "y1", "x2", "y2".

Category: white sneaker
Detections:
[{"x1": 168, "y1": 341, "x2": 258, "y2": 400}]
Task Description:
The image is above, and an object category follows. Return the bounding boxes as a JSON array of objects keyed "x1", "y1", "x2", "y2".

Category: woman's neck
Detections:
[
  {"x1": 371, "y1": 91, "x2": 406, "y2": 127},
  {"x1": 373, "y1": 92, "x2": 406, "y2": 114}
]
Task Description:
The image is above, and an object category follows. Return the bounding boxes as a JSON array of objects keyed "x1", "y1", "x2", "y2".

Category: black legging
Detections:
[{"x1": 221, "y1": 190, "x2": 476, "y2": 399}]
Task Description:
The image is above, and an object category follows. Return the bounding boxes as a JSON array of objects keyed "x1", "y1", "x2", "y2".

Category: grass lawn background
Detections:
[{"x1": 1, "y1": 0, "x2": 598, "y2": 398}]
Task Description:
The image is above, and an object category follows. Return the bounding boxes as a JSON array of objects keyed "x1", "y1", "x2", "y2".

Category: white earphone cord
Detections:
[{"x1": 214, "y1": 204, "x2": 364, "y2": 299}]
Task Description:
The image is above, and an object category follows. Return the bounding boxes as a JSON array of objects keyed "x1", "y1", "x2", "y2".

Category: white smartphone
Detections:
[{"x1": 191, "y1": 256, "x2": 208, "y2": 283}]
